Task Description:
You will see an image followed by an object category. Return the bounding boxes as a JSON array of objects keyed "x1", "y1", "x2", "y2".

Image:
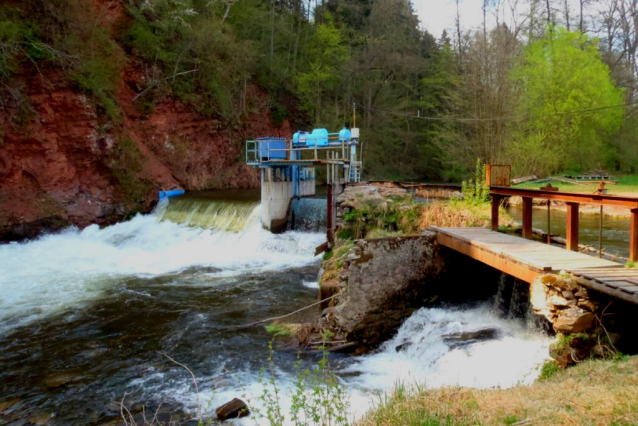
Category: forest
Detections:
[{"x1": 1, "y1": 0, "x2": 637, "y2": 182}]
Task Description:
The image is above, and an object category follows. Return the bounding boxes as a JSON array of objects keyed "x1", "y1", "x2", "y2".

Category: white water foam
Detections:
[
  {"x1": 302, "y1": 280, "x2": 319, "y2": 289},
  {"x1": 169, "y1": 305, "x2": 551, "y2": 424},
  {"x1": 0, "y1": 205, "x2": 324, "y2": 333}
]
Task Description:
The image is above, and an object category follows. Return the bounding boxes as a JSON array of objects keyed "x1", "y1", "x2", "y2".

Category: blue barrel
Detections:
[
  {"x1": 338, "y1": 127, "x2": 351, "y2": 143},
  {"x1": 258, "y1": 137, "x2": 287, "y2": 159},
  {"x1": 159, "y1": 189, "x2": 185, "y2": 200},
  {"x1": 306, "y1": 128, "x2": 329, "y2": 147},
  {"x1": 293, "y1": 131, "x2": 308, "y2": 146}
]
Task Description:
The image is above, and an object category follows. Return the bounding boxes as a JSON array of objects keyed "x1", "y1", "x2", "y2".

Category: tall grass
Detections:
[{"x1": 363, "y1": 357, "x2": 638, "y2": 426}]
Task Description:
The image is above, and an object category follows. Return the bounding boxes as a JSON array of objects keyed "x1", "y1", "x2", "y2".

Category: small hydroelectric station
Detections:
[{"x1": 246, "y1": 125, "x2": 361, "y2": 239}]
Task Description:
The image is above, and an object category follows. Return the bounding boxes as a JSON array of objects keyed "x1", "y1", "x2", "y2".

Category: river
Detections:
[
  {"x1": 0, "y1": 191, "x2": 551, "y2": 425},
  {"x1": 508, "y1": 204, "x2": 632, "y2": 259}
]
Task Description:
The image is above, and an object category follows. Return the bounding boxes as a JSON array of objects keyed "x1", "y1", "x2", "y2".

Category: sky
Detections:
[
  {"x1": 413, "y1": 0, "x2": 487, "y2": 38},
  {"x1": 413, "y1": 0, "x2": 593, "y2": 39}
]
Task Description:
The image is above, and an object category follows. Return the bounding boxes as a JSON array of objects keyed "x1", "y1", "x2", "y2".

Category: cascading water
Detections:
[
  {"x1": 0, "y1": 191, "x2": 551, "y2": 425},
  {"x1": 291, "y1": 197, "x2": 327, "y2": 233}
]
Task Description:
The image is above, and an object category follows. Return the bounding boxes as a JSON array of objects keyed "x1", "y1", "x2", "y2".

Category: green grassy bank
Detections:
[{"x1": 363, "y1": 356, "x2": 638, "y2": 426}]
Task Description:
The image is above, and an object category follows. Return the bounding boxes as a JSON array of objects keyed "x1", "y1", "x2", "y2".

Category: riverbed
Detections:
[{"x1": 0, "y1": 191, "x2": 551, "y2": 425}]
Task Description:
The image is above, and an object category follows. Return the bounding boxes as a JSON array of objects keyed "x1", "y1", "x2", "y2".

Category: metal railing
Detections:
[
  {"x1": 245, "y1": 137, "x2": 356, "y2": 165},
  {"x1": 490, "y1": 186, "x2": 638, "y2": 262}
]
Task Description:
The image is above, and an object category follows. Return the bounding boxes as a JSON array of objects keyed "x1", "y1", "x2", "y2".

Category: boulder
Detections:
[
  {"x1": 577, "y1": 299, "x2": 598, "y2": 313},
  {"x1": 553, "y1": 308, "x2": 596, "y2": 333},
  {"x1": 216, "y1": 398, "x2": 250, "y2": 421},
  {"x1": 442, "y1": 328, "x2": 501, "y2": 349},
  {"x1": 550, "y1": 295, "x2": 575, "y2": 308}
]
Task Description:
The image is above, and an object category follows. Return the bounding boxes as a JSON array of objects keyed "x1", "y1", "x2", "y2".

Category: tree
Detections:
[
  {"x1": 508, "y1": 27, "x2": 624, "y2": 176},
  {"x1": 295, "y1": 13, "x2": 348, "y2": 124}
]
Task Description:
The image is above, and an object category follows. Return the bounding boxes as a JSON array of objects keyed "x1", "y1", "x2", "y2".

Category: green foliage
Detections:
[
  {"x1": 509, "y1": 28, "x2": 624, "y2": 177},
  {"x1": 625, "y1": 261, "x2": 636, "y2": 269},
  {"x1": 2, "y1": 1, "x2": 636, "y2": 184},
  {"x1": 252, "y1": 342, "x2": 350, "y2": 426},
  {"x1": 270, "y1": 103, "x2": 287, "y2": 127},
  {"x1": 538, "y1": 360, "x2": 561, "y2": 381},
  {"x1": 265, "y1": 324, "x2": 293, "y2": 337},
  {"x1": 127, "y1": 0, "x2": 256, "y2": 119},
  {"x1": 461, "y1": 159, "x2": 490, "y2": 205},
  {"x1": 0, "y1": 19, "x2": 22, "y2": 80},
  {"x1": 108, "y1": 139, "x2": 153, "y2": 205},
  {"x1": 338, "y1": 197, "x2": 422, "y2": 241},
  {"x1": 322, "y1": 249, "x2": 334, "y2": 261},
  {"x1": 295, "y1": 13, "x2": 348, "y2": 124},
  {"x1": 72, "y1": 55, "x2": 121, "y2": 120}
]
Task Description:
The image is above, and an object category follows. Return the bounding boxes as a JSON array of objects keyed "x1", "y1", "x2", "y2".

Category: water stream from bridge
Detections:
[{"x1": 0, "y1": 191, "x2": 553, "y2": 425}]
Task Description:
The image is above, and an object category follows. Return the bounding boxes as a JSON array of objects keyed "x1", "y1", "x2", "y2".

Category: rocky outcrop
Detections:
[
  {"x1": 0, "y1": 0, "x2": 298, "y2": 241},
  {"x1": 0, "y1": 64, "x2": 288, "y2": 241},
  {"x1": 530, "y1": 275, "x2": 600, "y2": 335},
  {"x1": 529, "y1": 274, "x2": 626, "y2": 366},
  {"x1": 319, "y1": 233, "x2": 446, "y2": 348}
]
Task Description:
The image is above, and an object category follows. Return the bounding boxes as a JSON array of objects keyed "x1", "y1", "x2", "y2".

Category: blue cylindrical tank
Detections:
[
  {"x1": 293, "y1": 131, "x2": 308, "y2": 146},
  {"x1": 338, "y1": 127, "x2": 351, "y2": 143},
  {"x1": 306, "y1": 128, "x2": 328, "y2": 147}
]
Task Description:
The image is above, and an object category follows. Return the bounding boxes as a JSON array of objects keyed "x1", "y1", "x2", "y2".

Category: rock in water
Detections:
[
  {"x1": 216, "y1": 398, "x2": 250, "y2": 421},
  {"x1": 442, "y1": 328, "x2": 501, "y2": 349}
]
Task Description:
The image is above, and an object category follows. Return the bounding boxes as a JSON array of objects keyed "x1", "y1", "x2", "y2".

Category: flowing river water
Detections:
[{"x1": 0, "y1": 191, "x2": 553, "y2": 425}]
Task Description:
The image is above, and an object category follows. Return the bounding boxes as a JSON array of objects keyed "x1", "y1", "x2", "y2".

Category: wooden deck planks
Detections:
[{"x1": 432, "y1": 227, "x2": 638, "y2": 305}]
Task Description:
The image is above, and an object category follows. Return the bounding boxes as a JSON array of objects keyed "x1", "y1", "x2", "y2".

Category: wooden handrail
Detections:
[
  {"x1": 490, "y1": 186, "x2": 638, "y2": 208},
  {"x1": 489, "y1": 186, "x2": 638, "y2": 262}
]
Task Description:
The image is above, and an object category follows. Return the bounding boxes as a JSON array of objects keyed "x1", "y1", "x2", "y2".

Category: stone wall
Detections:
[
  {"x1": 318, "y1": 232, "x2": 503, "y2": 350},
  {"x1": 529, "y1": 273, "x2": 638, "y2": 366},
  {"x1": 320, "y1": 232, "x2": 446, "y2": 348}
]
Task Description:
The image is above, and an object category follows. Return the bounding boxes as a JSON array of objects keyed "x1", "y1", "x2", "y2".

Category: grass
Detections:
[
  {"x1": 363, "y1": 356, "x2": 638, "y2": 426},
  {"x1": 336, "y1": 196, "x2": 515, "y2": 246},
  {"x1": 515, "y1": 173, "x2": 638, "y2": 195},
  {"x1": 264, "y1": 324, "x2": 294, "y2": 337},
  {"x1": 418, "y1": 200, "x2": 514, "y2": 230}
]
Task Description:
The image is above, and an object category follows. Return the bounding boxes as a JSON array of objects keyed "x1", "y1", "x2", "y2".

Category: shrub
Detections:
[{"x1": 461, "y1": 158, "x2": 490, "y2": 205}]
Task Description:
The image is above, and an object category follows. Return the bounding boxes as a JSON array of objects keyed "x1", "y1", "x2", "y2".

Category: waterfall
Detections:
[
  {"x1": 156, "y1": 197, "x2": 261, "y2": 232},
  {"x1": 0, "y1": 194, "x2": 325, "y2": 335},
  {"x1": 291, "y1": 198, "x2": 327, "y2": 233},
  {"x1": 492, "y1": 273, "x2": 553, "y2": 332}
]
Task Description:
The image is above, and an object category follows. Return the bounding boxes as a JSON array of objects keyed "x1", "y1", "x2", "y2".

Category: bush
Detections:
[
  {"x1": 461, "y1": 158, "x2": 490, "y2": 205},
  {"x1": 252, "y1": 340, "x2": 350, "y2": 426}
]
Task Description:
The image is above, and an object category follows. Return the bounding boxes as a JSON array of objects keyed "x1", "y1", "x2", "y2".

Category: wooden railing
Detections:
[{"x1": 490, "y1": 186, "x2": 638, "y2": 262}]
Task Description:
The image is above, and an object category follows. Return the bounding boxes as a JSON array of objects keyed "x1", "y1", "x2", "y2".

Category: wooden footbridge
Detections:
[{"x1": 431, "y1": 185, "x2": 638, "y2": 305}]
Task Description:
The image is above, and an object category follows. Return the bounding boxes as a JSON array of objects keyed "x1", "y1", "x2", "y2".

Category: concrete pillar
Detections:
[{"x1": 261, "y1": 167, "x2": 293, "y2": 233}]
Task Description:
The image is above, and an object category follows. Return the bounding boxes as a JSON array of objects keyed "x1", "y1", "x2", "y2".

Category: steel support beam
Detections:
[
  {"x1": 566, "y1": 202, "x2": 579, "y2": 251},
  {"x1": 522, "y1": 197, "x2": 533, "y2": 240},
  {"x1": 491, "y1": 195, "x2": 500, "y2": 231},
  {"x1": 631, "y1": 209, "x2": 638, "y2": 263}
]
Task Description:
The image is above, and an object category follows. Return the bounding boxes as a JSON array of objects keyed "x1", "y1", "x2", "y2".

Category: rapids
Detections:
[{"x1": 0, "y1": 191, "x2": 551, "y2": 425}]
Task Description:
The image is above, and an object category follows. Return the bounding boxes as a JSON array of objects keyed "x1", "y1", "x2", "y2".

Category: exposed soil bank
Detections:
[{"x1": 0, "y1": 67, "x2": 290, "y2": 241}]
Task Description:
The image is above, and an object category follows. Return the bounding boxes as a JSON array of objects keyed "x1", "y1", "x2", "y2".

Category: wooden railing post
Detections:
[
  {"x1": 522, "y1": 197, "x2": 533, "y2": 239},
  {"x1": 631, "y1": 208, "x2": 638, "y2": 263},
  {"x1": 491, "y1": 194, "x2": 500, "y2": 231},
  {"x1": 566, "y1": 202, "x2": 579, "y2": 251}
]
